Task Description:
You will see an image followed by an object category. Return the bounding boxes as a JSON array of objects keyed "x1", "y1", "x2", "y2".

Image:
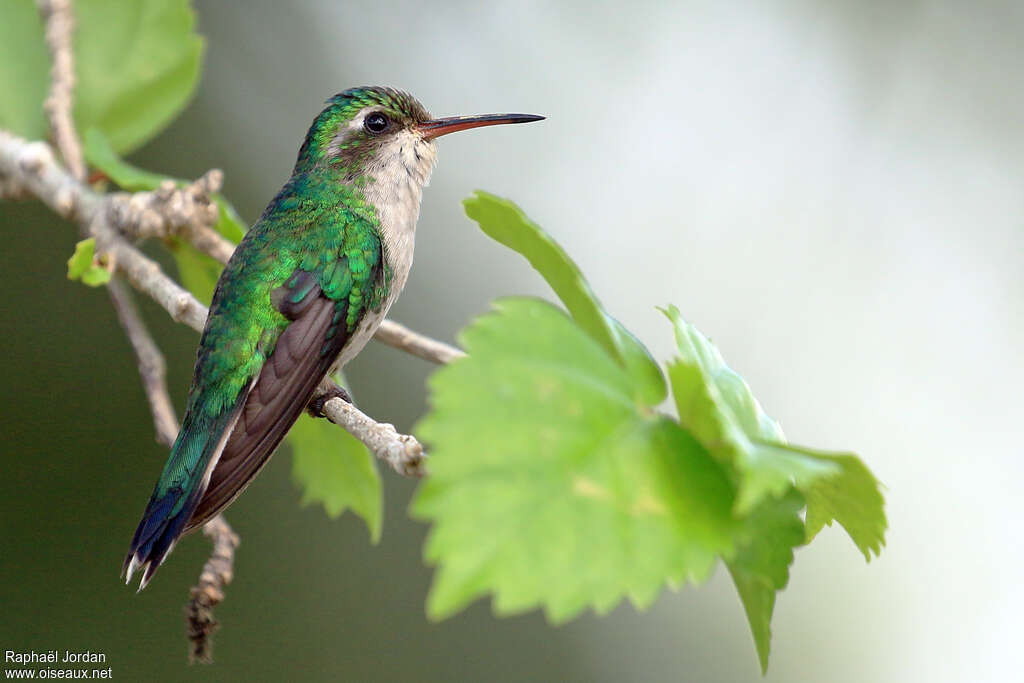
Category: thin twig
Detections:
[
  {"x1": 374, "y1": 319, "x2": 464, "y2": 365},
  {"x1": 37, "y1": 0, "x2": 85, "y2": 182},
  {"x1": 107, "y1": 278, "x2": 179, "y2": 447},
  {"x1": 321, "y1": 398, "x2": 427, "y2": 477},
  {"x1": 185, "y1": 515, "x2": 240, "y2": 664},
  {"x1": 0, "y1": 132, "x2": 98, "y2": 219},
  {"x1": 93, "y1": 214, "x2": 209, "y2": 331}
]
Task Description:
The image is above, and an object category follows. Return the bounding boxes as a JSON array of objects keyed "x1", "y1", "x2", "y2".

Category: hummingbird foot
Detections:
[{"x1": 306, "y1": 378, "x2": 354, "y2": 418}]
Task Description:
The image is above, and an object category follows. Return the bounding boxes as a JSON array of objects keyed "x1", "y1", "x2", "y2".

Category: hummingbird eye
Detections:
[{"x1": 364, "y1": 112, "x2": 389, "y2": 134}]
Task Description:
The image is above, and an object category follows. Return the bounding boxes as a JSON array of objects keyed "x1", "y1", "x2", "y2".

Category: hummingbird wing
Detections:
[{"x1": 187, "y1": 245, "x2": 383, "y2": 532}]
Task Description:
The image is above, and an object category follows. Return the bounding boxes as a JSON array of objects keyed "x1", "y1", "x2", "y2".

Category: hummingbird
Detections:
[{"x1": 123, "y1": 86, "x2": 543, "y2": 589}]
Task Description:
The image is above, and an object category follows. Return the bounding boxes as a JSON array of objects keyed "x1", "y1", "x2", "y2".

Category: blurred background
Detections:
[{"x1": 2, "y1": 0, "x2": 1022, "y2": 680}]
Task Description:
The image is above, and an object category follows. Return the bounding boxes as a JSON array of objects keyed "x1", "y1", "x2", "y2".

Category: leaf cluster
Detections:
[{"x1": 412, "y1": 192, "x2": 886, "y2": 672}]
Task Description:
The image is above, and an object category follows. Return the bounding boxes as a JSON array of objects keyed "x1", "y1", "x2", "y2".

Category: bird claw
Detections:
[{"x1": 306, "y1": 380, "x2": 353, "y2": 418}]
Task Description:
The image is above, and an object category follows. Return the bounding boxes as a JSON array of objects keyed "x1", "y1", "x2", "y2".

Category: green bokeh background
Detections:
[{"x1": 3, "y1": 1, "x2": 1023, "y2": 681}]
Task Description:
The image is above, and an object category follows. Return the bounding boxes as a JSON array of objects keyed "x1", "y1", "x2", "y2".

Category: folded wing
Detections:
[{"x1": 185, "y1": 263, "x2": 361, "y2": 531}]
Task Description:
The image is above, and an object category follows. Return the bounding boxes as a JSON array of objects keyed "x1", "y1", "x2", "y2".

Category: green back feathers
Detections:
[{"x1": 188, "y1": 178, "x2": 383, "y2": 419}]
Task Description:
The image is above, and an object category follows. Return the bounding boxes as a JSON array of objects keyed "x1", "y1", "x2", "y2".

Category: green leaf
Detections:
[
  {"x1": 80, "y1": 263, "x2": 112, "y2": 286},
  {"x1": 67, "y1": 238, "x2": 96, "y2": 280},
  {"x1": 464, "y1": 191, "x2": 666, "y2": 406},
  {"x1": 83, "y1": 127, "x2": 168, "y2": 190},
  {"x1": 412, "y1": 297, "x2": 737, "y2": 622},
  {"x1": 75, "y1": 0, "x2": 204, "y2": 154},
  {"x1": 86, "y1": 127, "x2": 243, "y2": 240},
  {"x1": 290, "y1": 413, "x2": 382, "y2": 543},
  {"x1": 66, "y1": 237, "x2": 111, "y2": 286},
  {"x1": 663, "y1": 304, "x2": 886, "y2": 554},
  {"x1": 170, "y1": 241, "x2": 222, "y2": 305},
  {"x1": 802, "y1": 450, "x2": 887, "y2": 560},
  {"x1": 0, "y1": 0, "x2": 203, "y2": 154},
  {"x1": 86, "y1": 128, "x2": 245, "y2": 242},
  {"x1": 662, "y1": 304, "x2": 886, "y2": 670},
  {"x1": 663, "y1": 305, "x2": 838, "y2": 512},
  {"x1": 170, "y1": 189, "x2": 247, "y2": 302},
  {"x1": 0, "y1": 2, "x2": 49, "y2": 142},
  {"x1": 726, "y1": 490, "x2": 805, "y2": 674},
  {"x1": 84, "y1": 129, "x2": 246, "y2": 303},
  {"x1": 213, "y1": 195, "x2": 246, "y2": 243}
]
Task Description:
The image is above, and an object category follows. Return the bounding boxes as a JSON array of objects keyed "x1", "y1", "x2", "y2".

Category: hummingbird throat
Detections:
[
  {"x1": 326, "y1": 117, "x2": 436, "y2": 256},
  {"x1": 321, "y1": 124, "x2": 438, "y2": 374},
  {"x1": 349, "y1": 127, "x2": 437, "y2": 294}
]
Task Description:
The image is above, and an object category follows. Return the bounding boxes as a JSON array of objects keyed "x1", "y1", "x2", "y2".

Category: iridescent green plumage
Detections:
[
  {"x1": 124, "y1": 88, "x2": 418, "y2": 587},
  {"x1": 124, "y1": 87, "x2": 543, "y2": 589}
]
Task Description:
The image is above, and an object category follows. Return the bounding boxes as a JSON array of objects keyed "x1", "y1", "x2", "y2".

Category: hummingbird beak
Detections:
[{"x1": 419, "y1": 113, "x2": 544, "y2": 140}]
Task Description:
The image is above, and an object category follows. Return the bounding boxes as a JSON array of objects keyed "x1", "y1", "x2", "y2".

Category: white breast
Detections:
[{"x1": 333, "y1": 129, "x2": 438, "y2": 369}]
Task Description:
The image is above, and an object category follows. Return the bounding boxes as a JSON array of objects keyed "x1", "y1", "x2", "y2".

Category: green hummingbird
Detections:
[{"x1": 123, "y1": 86, "x2": 543, "y2": 589}]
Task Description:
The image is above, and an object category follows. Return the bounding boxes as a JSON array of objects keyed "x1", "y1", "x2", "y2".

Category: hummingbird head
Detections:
[
  {"x1": 294, "y1": 86, "x2": 543, "y2": 188},
  {"x1": 293, "y1": 86, "x2": 542, "y2": 269}
]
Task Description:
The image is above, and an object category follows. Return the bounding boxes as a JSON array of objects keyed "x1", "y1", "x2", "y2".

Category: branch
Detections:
[
  {"x1": 374, "y1": 319, "x2": 465, "y2": 365},
  {"x1": 322, "y1": 397, "x2": 427, "y2": 477},
  {"x1": 36, "y1": 0, "x2": 85, "y2": 182},
  {"x1": 107, "y1": 173, "x2": 222, "y2": 243},
  {"x1": 185, "y1": 515, "x2": 240, "y2": 664},
  {"x1": 306, "y1": 380, "x2": 427, "y2": 476}
]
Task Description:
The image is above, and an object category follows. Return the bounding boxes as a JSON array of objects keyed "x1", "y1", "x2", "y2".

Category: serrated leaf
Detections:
[
  {"x1": 663, "y1": 305, "x2": 885, "y2": 667},
  {"x1": 290, "y1": 413, "x2": 382, "y2": 543},
  {"x1": 802, "y1": 450, "x2": 886, "y2": 560},
  {"x1": 412, "y1": 297, "x2": 737, "y2": 622},
  {"x1": 726, "y1": 490, "x2": 805, "y2": 674},
  {"x1": 464, "y1": 191, "x2": 666, "y2": 406},
  {"x1": 663, "y1": 305, "x2": 838, "y2": 512},
  {"x1": 0, "y1": 0, "x2": 203, "y2": 154},
  {"x1": 662, "y1": 305, "x2": 886, "y2": 553},
  {"x1": 84, "y1": 129, "x2": 246, "y2": 302},
  {"x1": 66, "y1": 237, "x2": 111, "y2": 286}
]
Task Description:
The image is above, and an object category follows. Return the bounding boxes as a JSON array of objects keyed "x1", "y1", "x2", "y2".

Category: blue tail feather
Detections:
[{"x1": 124, "y1": 410, "x2": 234, "y2": 590}]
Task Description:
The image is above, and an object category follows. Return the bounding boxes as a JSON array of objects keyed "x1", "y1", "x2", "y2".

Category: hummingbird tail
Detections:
[{"x1": 123, "y1": 407, "x2": 242, "y2": 591}]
